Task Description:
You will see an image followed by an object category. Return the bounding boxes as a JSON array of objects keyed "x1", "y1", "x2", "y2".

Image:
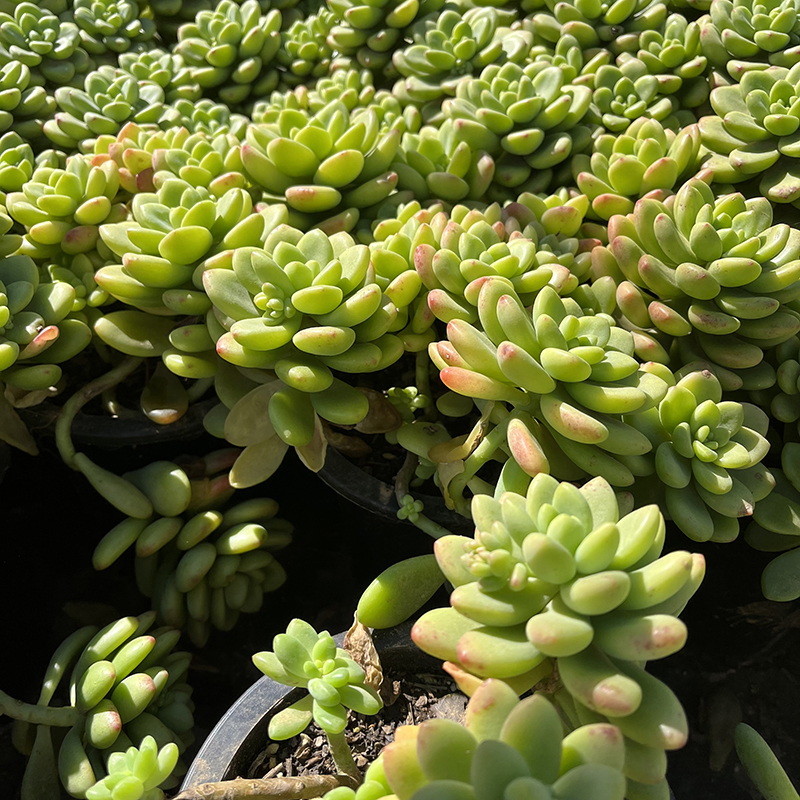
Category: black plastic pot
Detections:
[
  {"x1": 317, "y1": 445, "x2": 473, "y2": 537},
  {"x1": 20, "y1": 397, "x2": 216, "y2": 450},
  {"x1": 181, "y1": 621, "x2": 440, "y2": 788}
]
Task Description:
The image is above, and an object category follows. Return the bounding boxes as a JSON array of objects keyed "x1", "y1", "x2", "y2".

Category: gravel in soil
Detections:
[{"x1": 247, "y1": 671, "x2": 461, "y2": 780}]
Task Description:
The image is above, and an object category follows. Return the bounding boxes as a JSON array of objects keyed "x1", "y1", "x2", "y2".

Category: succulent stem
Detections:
[
  {"x1": 171, "y1": 774, "x2": 359, "y2": 799},
  {"x1": 0, "y1": 690, "x2": 79, "y2": 727},
  {"x1": 55, "y1": 356, "x2": 142, "y2": 468},
  {"x1": 394, "y1": 451, "x2": 452, "y2": 539},
  {"x1": 325, "y1": 730, "x2": 362, "y2": 782}
]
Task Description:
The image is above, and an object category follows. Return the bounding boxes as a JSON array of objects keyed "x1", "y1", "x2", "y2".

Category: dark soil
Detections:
[{"x1": 247, "y1": 671, "x2": 461, "y2": 780}]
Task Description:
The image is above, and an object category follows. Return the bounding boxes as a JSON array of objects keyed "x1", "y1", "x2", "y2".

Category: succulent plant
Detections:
[
  {"x1": 411, "y1": 477, "x2": 700, "y2": 789},
  {"x1": 2, "y1": 612, "x2": 192, "y2": 799},
  {"x1": 353, "y1": 682, "x2": 633, "y2": 800},
  {"x1": 253, "y1": 618, "x2": 383, "y2": 778},
  {"x1": 526, "y1": 33, "x2": 612, "y2": 88},
  {"x1": 636, "y1": 368, "x2": 774, "y2": 542},
  {"x1": 699, "y1": 0, "x2": 800, "y2": 78},
  {"x1": 277, "y1": 7, "x2": 336, "y2": 83},
  {"x1": 94, "y1": 485, "x2": 291, "y2": 647},
  {"x1": 175, "y1": 0, "x2": 281, "y2": 107},
  {"x1": 528, "y1": 0, "x2": 668, "y2": 54},
  {"x1": 0, "y1": 59, "x2": 57, "y2": 142},
  {"x1": 0, "y1": 131, "x2": 34, "y2": 193},
  {"x1": 392, "y1": 120, "x2": 494, "y2": 203},
  {"x1": 0, "y1": 248, "x2": 93, "y2": 392},
  {"x1": 164, "y1": 97, "x2": 249, "y2": 140},
  {"x1": 96, "y1": 176, "x2": 263, "y2": 323},
  {"x1": 84, "y1": 735, "x2": 179, "y2": 800},
  {"x1": 443, "y1": 63, "x2": 596, "y2": 196},
  {"x1": 700, "y1": 64, "x2": 800, "y2": 204},
  {"x1": 0, "y1": 2, "x2": 92, "y2": 87},
  {"x1": 592, "y1": 61, "x2": 691, "y2": 134},
  {"x1": 573, "y1": 119, "x2": 702, "y2": 219},
  {"x1": 593, "y1": 177, "x2": 800, "y2": 383},
  {"x1": 745, "y1": 444, "x2": 800, "y2": 602},
  {"x1": 5, "y1": 154, "x2": 125, "y2": 260},
  {"x1": 241, "y1": 99, "x2": 403, "y2": 230},
  {"x1": 623, "y1": 13, "x2": 709, "y2": 107},
  {"x1": 202, "y1": 221, "x2": 416, "y2": 478},
  {"x1": 392, "y1": 7, "x2": 522, "y2": 106},
  {"x1": 326, "y1": 0, "x2": 445, "y2": 71},
  {"x1": 117, "y1": 48, "x2": 202, "y2": 104},
  {"x1": 43, "y1": 65, "x2": 171, "y2": 153},
  {"x1": 71, "y1": 0, "x2": 157, "y2": 57}
]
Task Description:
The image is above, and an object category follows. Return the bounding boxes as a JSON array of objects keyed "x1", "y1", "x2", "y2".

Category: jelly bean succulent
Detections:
[
  {"x1": 175, "y1": 0, "x2": 281, "y2": 106},
  {"x1": 0, "y1": 2, "x2": 92, "y2": 87},
  {"x1": 241, "y1": 99, "x2": 402, "y2": 230},
  {"x1": 44, "y1": 66, "x2": 171, "y2": 153},
  {"x1": 117, "y1": 48, "x2": 202, "y2": 104},
  {"x1": 443, "y1": 63, "x2": 596, "y2": 197},
  {"x1": 411, "y1": 476, "x2": 699, "y2": 792},
  {"x1": 84, "y1": 735, "x2": 179, "y2": 800},
  {"x1": 71, "y1": 0, "x2": 157, "y2": 57},
  {"x1": 326, "y1": 0, "x2": 444, "y2": 71},
  {"x1": 528, "y1": 0, "x2": 668, "y2": 53},
  {"x1": 594, "y1": 177, "x2": 800, "y2": 382},
  {"x1": 94, "y1": 475, "x2": 291, "y2": 647},
  {"x1": 700, "y1": 64, "x2": 800, "y2": 203},
  {"x1": 253, "y1": 618, "x2": 383, "y2": 779},
  {"x1": 392, "y1": 7, "x2": 521, "y2": 106},
  {"x1": 326, "y1": 681, "x2": 632, "y2": 800},
  {"x1": 1, "y1": 612, "x2": 192, "y2": 799},
  {"x1": 277, "y1": 7, "x2": 336, "y2": 84},
  {"x1": 0, "y1": 59, "x2": 57, "y2": 141},
  {"x1": 699, "y1": 0, "x2": 800, "y2": 77},
  {"x1": 635, "y1": 369, "x2": 773, "y2": 542},
  {"x1": 573, "y1": 119, "x2": 702, "y2": 219}
]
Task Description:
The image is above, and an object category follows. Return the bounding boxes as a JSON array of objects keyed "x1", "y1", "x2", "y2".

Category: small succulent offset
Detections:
[
  {"x1": 252, "y1": 618, "x2": 383, "y2": 779},
  {"x1": 85, "y1": 735, "x2": 178, "y2": 800}
]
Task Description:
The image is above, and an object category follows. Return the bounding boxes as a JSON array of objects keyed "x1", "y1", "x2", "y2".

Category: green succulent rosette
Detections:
[
  {"x1": 326, "y1": 0, "x2": 445, "y2": 71},
  {"x1": 0, "y1": 255, "x2": 92, "y2": 392},
  {"x1": 699, "y1": 0, "x2": 800, "y2": 78},
  {"x1": 593, "y1": 177, "x2": 800, "y2": 384},
  {"x1": 5, "y1": 155, "x2": 126, "y2": 260},
  {"x1": 391, "y1": 7, "x2": 523, "y2": 106},
  {"x1": 201, "y1": 221, "x2": 419, "y2": 472},
  {"x1": 175, "y1": 0, "x2": 281, "y2": 107},
  {"x1": 391, "y1": 119, "x2": 495, "y2": 203},
  {"x1": 0, "y1": 131, "x2": 34, "y2": 193},
  {"x1": 749, "y1": 333, "x2": 800, "y2": 425},
  {"x1": 165, "y1": 97, "x2": 249, "y2": 140},
  {"x1": 699, "y1": 64, "x2": 800, "y2": 204},
  {"x1": 745, "y1": 445, "x2": 800, "y2": 602},
  {"x1": 253, "y1": 618, "x2": 383, "y2": 740},
  {"x1": 443, "y1": 63, "x2": 597, "y2": 197},
  {"x1": 95, "y1": 177, "x2": 264, "y2": 329},
  {"x1": 627, "y1": 368, "x2": 773, "y2": 542},
  {"x1": 573, "y1": 118, "x2": 702, "y2": 219},
  {"x1": 528, "y1": 0, "x2": 668, "y2": 54},
  {"x1": 0, "y1": 60, "x2": 57, "y2": 142},
  {"x1": 331, "y1": 682, "x2": 641, "y2": 800},
  {"x1": 0, "y1": 2, "x2": 92, "y2": 87},
  {"x1": 149, "y1": 129, "x2": 249, "y2": 196},
  {"x1": 4, "y1": 612, "x2": 192, "y2": 799},
  {"x1": 309, "y1": 66, "x2": 379, "y2": 111},
  {"x1": 93, "y1": 487, "x2": 291, "y2": 647},
  {"x1": 410, "y1": 476, "x2": 698, "y2": 790},
  {"x1": 526, "y1": 33, "x2": 612, "y2": 88},
  {"x1": 71, "y1": 0, "x2": 157, "y2": 57},
  {"x1": 241, "y1": 99, "x2": 404, "y2": 232},
  {"x1": 43, "y1": 65, "x2": 171, "y2": 153},
  {"x1": 84, "y1": 735, "x2": 178, "y2": 800},
  {"x1": 623, "y1": 13, "x2": 709, "y2": 108},
  {"x1": 592, "y1": 62, "x2": 691, "y2": 134},
  {"x1": 277, "y1": 6, "x2": 336, "y2": 83},
  {"x1": 117, "y1": 48, "x2": 202, "y2": 104}
]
